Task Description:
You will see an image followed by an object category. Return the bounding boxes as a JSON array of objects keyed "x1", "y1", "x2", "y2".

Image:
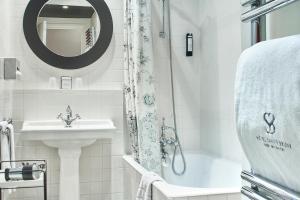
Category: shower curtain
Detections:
[{"x1": 124, "y1": 0, "x2": 162, "y2": 173}]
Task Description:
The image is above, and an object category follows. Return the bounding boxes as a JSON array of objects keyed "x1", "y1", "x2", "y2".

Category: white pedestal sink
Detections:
[{"x1": 21, "y1": 120, "x2": 116, "y2": 200}]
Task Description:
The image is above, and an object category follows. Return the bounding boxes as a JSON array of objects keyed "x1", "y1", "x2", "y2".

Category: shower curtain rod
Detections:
[{"x1": 241, "y1": 0, "x2": 300, "y2": 22}]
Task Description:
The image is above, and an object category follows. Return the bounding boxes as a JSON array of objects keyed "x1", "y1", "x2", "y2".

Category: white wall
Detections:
[
  {"x1": 266, "y1": 0, "x2": 300, "y2": 39},
  {"x1": 153, "y1": 0, "x2": 244, "y2": 162},
  {"x1": 152, "y1": 0, "x2": 203, "y2": 152},
  {"x1": 197, "y1": 0, "x2": 244, "y2": 162},
  {"x1": 170, "y1": 0, "x2": 202, "y2": 152},
  {"x1": 0, "y1": 0, "x2": 125, "y2": 199}
]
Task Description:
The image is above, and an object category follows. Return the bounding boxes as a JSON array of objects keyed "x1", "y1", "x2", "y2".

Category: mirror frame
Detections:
[{"x1": 23, "y1": 0, "x2": 113, "y2": 70}]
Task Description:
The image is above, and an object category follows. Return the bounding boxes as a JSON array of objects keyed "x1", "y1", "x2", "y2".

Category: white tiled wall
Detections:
[
  {"x1": 0, "y1": 0, "x2": 125, "y2": 199},
  {"x1": 196, "y1": 0, "x2": 244, "y2": 162},
  {"x1": 0, "y1": 0, "x2": 124, "y2": 91},
  {"x1": 153, "y1": 0, "x2": 245, "y2": 162},
  {"x1": 152, "y1": 0, "x2": 203, "y2": 152}
]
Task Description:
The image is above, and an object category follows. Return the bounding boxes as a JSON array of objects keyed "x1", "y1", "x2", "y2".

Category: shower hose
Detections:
[{"x1": 164, "y1": 0, "x2": 187, "y2": 176}]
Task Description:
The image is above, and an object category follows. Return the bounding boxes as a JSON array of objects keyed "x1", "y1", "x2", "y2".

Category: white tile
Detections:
[
  {"x1": 189, "y1": 196, "x2": 208, "y2": 200},
  {"x1": 103, "y1": 143, "x2": 112, "y2": 156},
  {"x1": 208, "y1": 195, "x2": 227, "y2": 200},
  {"x1": 80, "y1": 182, "x2": 91, "y2": 195},
  {"x1": 227, "y1": 193, "x2": 241, "y2": 200},
  {"x1": 90, "y1": 182, "x2": 102, "y2": 194}
]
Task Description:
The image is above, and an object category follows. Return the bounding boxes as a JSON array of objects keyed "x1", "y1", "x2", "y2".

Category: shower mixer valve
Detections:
[
  {"x1": 57, "y1": 105, "x2": 81, "y2": 128},
  {"x1": 160, "y1": 118, "x2": 186, "y2": 175},
  {"x1": 160, "y1": 118, "x2": 178, "y2": 165},
  {"x1": 160, "y1": 118, "x2": 178, "y2": 146}
]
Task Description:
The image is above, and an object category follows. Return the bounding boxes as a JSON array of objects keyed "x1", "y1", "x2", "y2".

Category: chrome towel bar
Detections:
[
  {"x1": 241, "y1": 0, "x2": 300, "y2": 22},
  {"x1": 241, "y1": 186, "x2": 269, "y2": 200},
  {"x1": 241, "y1": 0, "x2": 260, "y2": 7},
  {"x1": 241, "y1": 171, "x2": 300, "y2": 200}
]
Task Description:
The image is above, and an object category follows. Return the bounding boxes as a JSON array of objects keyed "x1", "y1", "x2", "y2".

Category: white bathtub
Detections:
[{"x1": 123, "y1": 152, "x2": 242, "y2": 200}]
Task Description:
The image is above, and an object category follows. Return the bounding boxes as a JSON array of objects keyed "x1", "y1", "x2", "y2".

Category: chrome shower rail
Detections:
[
  {"x1": 241, "y1": 0, "x2": 300, "y2": 22},
  {"x1": 241, "y1": 171, "x2": 300, "y2": 200}
]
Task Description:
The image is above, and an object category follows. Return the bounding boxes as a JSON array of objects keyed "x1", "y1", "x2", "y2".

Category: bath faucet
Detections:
[
  {"x1": 57, "y1": 105, "x2": 81, "y2": 127},
  {"x1": 160, "y1": 118, "x2": 179, "y2": 164},
  {"x1": 160, "y1": 119, "x2": 178, "y2": 146},
  {"x1": 160, "y1": 118, "x2": 186, "y2": 175}
]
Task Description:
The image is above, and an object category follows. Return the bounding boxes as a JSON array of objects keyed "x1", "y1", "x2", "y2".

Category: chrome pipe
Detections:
[
  {"x1": 241, "y1": 0, "x2": 300, "y2": 22},
  {"x1": 241, "y1": 171, "x2": 300, "y2": 200},
  {"x1": 242, "y1": 186, "x2": 269, "y2": 200},
  {"x1": 241, "y1": 0, "x2": 260, "y2": 7}
]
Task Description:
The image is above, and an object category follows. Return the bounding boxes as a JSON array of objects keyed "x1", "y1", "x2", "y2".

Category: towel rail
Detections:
[
  {"x1": 241, "y1": 0, "x2": 300, "y2": 22},
  {"x1": 0, "y1": 119, "x2": 12, "y2": 135},
  {"x1": 241, "y1": 0, "x2": 260, "y2": 7},
  {"x1": 0, "y1": 160, "x2": 47, "y2": 200},
  {"x1": 241, "y1": 186, "x2": 269, "y2": 200},
  {"x1": 241, "y1": 171, "x2": 300, "y2": 200}
]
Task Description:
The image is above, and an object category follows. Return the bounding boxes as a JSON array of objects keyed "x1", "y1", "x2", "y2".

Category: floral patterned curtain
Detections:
[{"x1": 124, "y1": 0, "x2": 162, "y2": 174}]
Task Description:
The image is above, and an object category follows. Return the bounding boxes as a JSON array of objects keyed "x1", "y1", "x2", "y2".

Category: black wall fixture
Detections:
[{"x1": 23, "y1": 0, "x2": 113, "y2": 70}]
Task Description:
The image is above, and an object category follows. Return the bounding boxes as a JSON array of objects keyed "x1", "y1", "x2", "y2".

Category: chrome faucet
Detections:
[
  {"x1": 160, "y1": 118, "x2": 187, "y2": 176},
  {"x1": 160, "y1": 118, "x2": 178, "y2": 146},
  {"x1": 57, "y1": 105, "x2": 81, "y2": 127},
  {"x1": 160, "y1": 118, "x2": 178, "y2": 164}
]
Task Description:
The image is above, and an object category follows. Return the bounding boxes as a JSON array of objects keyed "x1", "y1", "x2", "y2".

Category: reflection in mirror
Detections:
[{"x1": 36, "y1": 0, "x2": 100, "y2": 57}]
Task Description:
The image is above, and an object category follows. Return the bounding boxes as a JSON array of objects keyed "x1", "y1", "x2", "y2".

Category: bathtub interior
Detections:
[{"x1": 162, "y1": 153, "x2": 242, "y2": 188}]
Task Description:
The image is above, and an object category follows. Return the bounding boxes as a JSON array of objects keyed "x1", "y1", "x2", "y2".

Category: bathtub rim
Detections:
[{"x1": 123, "y1": 155, "x2": 241, "y2": 198}]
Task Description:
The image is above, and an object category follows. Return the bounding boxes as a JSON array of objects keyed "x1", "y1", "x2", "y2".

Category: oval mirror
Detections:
[{"x1": 24, "y1": 0, "x2": 113, "y2": 69}]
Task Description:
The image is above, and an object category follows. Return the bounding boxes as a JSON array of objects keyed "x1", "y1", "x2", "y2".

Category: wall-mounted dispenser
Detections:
[
  {"x1": 186, "y1": 33, "x2": 193, "y2": 57},
  {"x1": 0, "y1": 58, "x2": 21, "y2": 80}
]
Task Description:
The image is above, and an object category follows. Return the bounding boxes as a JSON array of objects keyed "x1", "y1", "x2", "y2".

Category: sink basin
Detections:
[
  {"x1": 20, "y1": 119, "x2": 116, "y2": 200},
  {"x1": 21, "y1": 119, "x2": 116, "y2": 142}
]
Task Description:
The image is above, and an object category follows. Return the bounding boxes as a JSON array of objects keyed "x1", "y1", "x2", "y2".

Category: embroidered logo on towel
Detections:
[{"x1": 263, "y1": 112, "x2": 275, "y2": 135}]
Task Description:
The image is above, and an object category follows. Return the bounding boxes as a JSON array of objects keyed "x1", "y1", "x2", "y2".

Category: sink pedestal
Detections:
[
  {"x1": 21, "y1": 120, "x2": 116, "y2": 200},
  {"x1": 58, "y1": 148, "x2": 81, "y2": 200},
  {"x1": 43, "y1": 139, "x2": 96, "y2": 200}
]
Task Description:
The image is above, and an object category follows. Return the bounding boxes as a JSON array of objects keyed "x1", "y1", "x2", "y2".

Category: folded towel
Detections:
[
  {"x1": 6, "y1": 124, "x2": 15, "y2": 169},
  {"x1": 0, "y1": 121, "x2": 16, "y2": 194},
  {"x1": 0, "y1": 122, "x2": 15, "y2": 169},
  {"x1": 235, "y1": 35, "x2": 300, "y2": 192},
  {"x1": 136, "y1": 172, "x2": 163, "y2": 200},
  {"x1": 0, "y1": 121, "x2": 9, "y2": 169}
]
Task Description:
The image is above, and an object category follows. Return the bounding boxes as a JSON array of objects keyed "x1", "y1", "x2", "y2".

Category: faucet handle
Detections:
[{"x1": 57, "y1": 113, "x2": 63, "y2": 119}]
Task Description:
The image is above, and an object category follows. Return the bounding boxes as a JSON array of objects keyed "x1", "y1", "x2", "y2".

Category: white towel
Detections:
[
  {"x1": 0, "y1": 122, "x2": 16, "y2": 194},
  {"x1": 0, "y1": 121, "x2": 9, "y2": 169},
  {"x1": 6, "y1": 124, "x2": 15, "y2": 169},
  {"x1": 136, "y1": 172, "x2": 163, "y2": 200},
  {"x1": 235, "y1": 35, "x2": 300, "y2": 192},
  {"x1": 0, "y1": 122, "x2": 15, "y2": 169}
]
